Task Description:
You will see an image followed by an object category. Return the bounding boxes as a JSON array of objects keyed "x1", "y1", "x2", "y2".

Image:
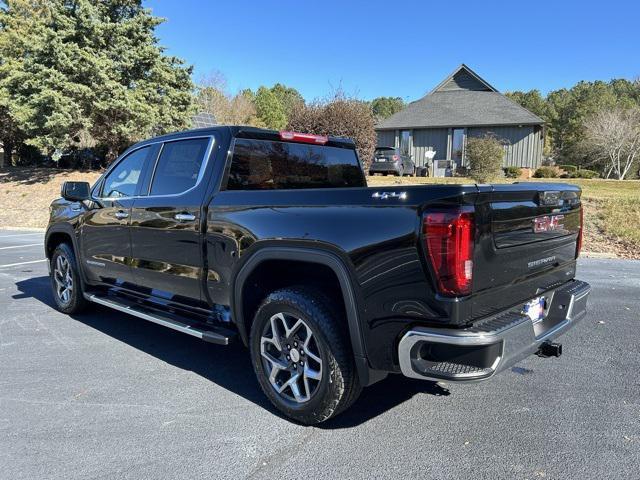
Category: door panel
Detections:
[
  {"x1": 81, "y1": 145, "x2": 156, "y2": 285},
  {"x1": 129, "y1": 137, "x2": 214, "y2": 303},
  {"x1": 81, "y1": 198, "x2": 135, "y2": 284},
  {"x1": 129, "y1": 202, "x2": 203, "y2": 300}
]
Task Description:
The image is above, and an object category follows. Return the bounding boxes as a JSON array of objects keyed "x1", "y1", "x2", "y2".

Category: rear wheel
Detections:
[
  {"x1": 50, "y1": 243, "x2": 88, "y2": 314},
  {"x1": 249, "y1": 287, "x2": 361, "y2": 424}
]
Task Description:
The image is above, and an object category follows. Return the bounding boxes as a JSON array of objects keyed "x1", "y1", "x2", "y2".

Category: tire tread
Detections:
[{"x1": 249, "y1": 286, "x2": 361, "y2": 424}]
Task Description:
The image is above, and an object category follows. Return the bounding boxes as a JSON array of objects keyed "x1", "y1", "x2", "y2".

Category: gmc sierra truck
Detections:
[{"x1": 46, "y1": 126, "x2": 591, "y2": 424}]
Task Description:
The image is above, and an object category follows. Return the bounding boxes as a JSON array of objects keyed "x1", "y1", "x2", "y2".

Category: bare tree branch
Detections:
[{"x1": 582, "y1": 107, "x2": 640, "y2": 180}]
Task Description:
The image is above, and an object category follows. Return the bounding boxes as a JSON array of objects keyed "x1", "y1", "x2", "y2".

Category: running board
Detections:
[{"x1": 83, "y1": 293, "x2": 236, "y2": 345}]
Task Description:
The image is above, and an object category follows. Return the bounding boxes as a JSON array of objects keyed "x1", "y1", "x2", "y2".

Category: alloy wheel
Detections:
[
  {"x1": 260, "y1": 312, "x2": 323, "y2": 403},
  {"x1": 53, "y1": 254, "x2": 73, "y2": 305}
]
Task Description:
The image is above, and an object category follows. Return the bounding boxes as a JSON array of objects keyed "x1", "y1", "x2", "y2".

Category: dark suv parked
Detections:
[
  {"x1": 368, "y1": 146, "x2": 415, "y2": 176},
  {"x1": 46, "y1": 126, "x2": 590, "y2": 424}
]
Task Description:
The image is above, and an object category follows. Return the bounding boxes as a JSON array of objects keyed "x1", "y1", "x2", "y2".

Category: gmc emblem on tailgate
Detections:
[{"x1": 532, "y1": 214, "x2": 565, "y2": 233}]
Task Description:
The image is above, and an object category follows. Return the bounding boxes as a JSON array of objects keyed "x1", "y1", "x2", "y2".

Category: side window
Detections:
[
  {"x1": 149, "y1": 138, "x2": 210, "y2": 196},
  {"x1": 226, "y1": 139, "x2": 365, "y2": 190},
  {"x1": 101, "y1": 147, "x2": 149, "y2": 198}
]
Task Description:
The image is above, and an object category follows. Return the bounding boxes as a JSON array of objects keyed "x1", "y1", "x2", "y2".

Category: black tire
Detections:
[
  {"x1": 394, "y1": 168, "x2": 402, "y2": 177},
  {"x1": 368, "y1": 171, "x2": 375, "y2": 176},
  {"x1": 249, "y1": 287, "x2": 361, "y2": 424},
  {"x1": 50, "y1": 243, "x2": 88, "y2": 314},
  {"x1": 383, "y1": 172, "x2": 388, "y2": 176}
]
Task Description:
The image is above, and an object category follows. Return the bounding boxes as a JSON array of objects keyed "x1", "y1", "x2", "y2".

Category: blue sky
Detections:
[{"x1": 147, "y1": 0, "x2": 639, "y2": 102}]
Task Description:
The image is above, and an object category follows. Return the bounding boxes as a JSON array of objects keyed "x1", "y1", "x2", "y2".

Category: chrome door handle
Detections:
[
  {"x1": 114, "y1": 210, "x2": 129, "y2": 219},
  {"x1": 174, "y1": 213, "x2": 196, "y2": 222}
]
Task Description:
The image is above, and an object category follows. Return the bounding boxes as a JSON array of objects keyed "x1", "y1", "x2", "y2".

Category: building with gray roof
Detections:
[{"x1": 375, "y1": 65, "x2": 545, "y2": 176}]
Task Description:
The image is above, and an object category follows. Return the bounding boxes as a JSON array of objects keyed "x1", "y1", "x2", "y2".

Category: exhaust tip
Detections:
[{"x1": 537, "y1": 341, "x2": 563, "y2": 358}]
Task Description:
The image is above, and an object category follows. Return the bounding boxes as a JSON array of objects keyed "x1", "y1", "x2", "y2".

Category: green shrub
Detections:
[
  {"x1": 533, "y1": 166, "x2": 559, "y2": 178},
  {"x1": 466, "y1": 135, "x2": 505, "y2": 183},
  {"x1": 574, "y1": 169, "x2": 599, "y2": 179},
  {"x1": 558, "y1": 164, "x2": 577, "y2": 173},
  {"x1": 504, "y1": 166, "x2": 522, "y2": 178}
]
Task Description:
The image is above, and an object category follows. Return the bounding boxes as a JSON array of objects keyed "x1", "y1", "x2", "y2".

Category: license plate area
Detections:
[
  {"x1": 528, "y1": 290, "x2": 570, "y2": 338},
  {"x1": 522, "y1": 296, "x2": 547, "y2": 324}
]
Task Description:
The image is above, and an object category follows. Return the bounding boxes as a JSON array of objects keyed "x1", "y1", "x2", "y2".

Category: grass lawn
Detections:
[
  {"x1": 0, "y1": 167, "x2": 637, "y2": 258},
  {"x1": 368, "y1": 175, "x2": 640, "y2": 258}
]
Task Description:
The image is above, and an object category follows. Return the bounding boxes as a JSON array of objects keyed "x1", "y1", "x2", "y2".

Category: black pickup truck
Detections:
[{"x1": 46, "y1": 126, "x2": 591, "y2": 424}]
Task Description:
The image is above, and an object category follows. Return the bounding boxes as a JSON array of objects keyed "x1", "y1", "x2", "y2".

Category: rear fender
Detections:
[{"x1": 232, "y1": 246, "x2": 386, "y2": 386}]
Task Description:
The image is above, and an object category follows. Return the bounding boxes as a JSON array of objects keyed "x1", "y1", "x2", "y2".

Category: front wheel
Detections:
[
  {"x1": 249, "y1": 287, "x2": 361, "y2": 424},
  {"x1": 50, "y1": 243, "x2": 88, "y2": 314}
]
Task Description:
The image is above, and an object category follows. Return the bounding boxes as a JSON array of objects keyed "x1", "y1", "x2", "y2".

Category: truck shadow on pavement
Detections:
[{"x1": 14, "y1": 275, "x2": 450, "y2": 429}]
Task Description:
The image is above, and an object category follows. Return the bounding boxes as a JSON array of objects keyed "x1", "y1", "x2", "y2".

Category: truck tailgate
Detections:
[{"x1": 471, "y1": 183, "x2": 582, "y2": 319}]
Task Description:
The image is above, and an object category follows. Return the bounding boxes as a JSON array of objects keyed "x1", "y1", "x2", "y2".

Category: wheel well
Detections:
[
  {"x1": 240, "y1": 259, "x2": 347, "y2": 342},
  {"x1": 46, "y1": 232, "x2": 73, "y2": 259}
]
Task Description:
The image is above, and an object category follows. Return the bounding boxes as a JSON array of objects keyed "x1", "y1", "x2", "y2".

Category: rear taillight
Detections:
[
  {"x1": 576, "y1": 206, "x2": 584, "y2": 257},
  {"x1": 279, "y1": 131, "x2": 328, "y2": 145},
  {"x1": 392, "y1": 154, "x2": 399, "y2": 161},
  {"x1": 423, "y1": 207, "x2": 475, "y2": 296}
]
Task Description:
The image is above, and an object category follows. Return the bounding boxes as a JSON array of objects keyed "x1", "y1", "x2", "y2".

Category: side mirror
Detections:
[{"x1": 61, "y1": 181, "x2": 90, "y2": 201}]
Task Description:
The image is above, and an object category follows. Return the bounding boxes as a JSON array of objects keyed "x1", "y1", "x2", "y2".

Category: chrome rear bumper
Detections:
[{"x1": 398, "y1": 280, "x2": 591, "y2": 381}]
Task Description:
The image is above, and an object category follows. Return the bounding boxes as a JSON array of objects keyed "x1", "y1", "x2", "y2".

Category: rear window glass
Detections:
[
  {"x1": 226, "y1": 139, "x2": 365, "y2": 190},
  {"x1": 375, "y1": 147, "x2": 395, "y2": 152},
  {"x1": 150, "y1": 138, "x2": 210, "y2": 196}
]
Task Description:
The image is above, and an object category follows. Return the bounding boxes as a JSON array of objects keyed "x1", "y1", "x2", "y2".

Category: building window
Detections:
[
  {"x1": 399, "y1": 130, "x2": 411, "y2": 156},
  {"x1": 451, "y1": 128, "x2": 465, "y2": 164}
]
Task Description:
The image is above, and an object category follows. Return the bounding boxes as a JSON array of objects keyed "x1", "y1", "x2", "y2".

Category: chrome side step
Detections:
[{"x1": 83, "y1": 293, "x2": 236, "y2": 345}]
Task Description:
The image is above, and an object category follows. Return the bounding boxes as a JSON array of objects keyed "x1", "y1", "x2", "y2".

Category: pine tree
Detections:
[
  {"x1": 254, "y1": 86, "x2": 287, "y2": 130},
  {"x1": 0, "y1": 0, "x2": 194, "y2": 161}
]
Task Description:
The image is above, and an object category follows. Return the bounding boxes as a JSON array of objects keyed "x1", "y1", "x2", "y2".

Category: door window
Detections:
[
  {"x1": 149, "y1": 138, "x2": 211, "y2": 196},
  {"x1": 101, "y1": 147, "x2": 149, "y2": 198},
  {"x1": 451, "y1": 129, "x2": 465, "y2": 164}
]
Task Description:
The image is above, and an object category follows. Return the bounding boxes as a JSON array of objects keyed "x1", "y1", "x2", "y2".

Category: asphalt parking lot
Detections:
[{"x1": 0, "y1": 230, "x2": 638, "y2": 480}]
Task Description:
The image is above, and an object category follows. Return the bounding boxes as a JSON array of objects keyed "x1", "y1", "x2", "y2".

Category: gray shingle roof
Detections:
[
  {"x1": 376, "y1": 90, "x2": 544, "y2": 129},
  {"x1": 376, "y1": 65, "x2": 544, "y2": 130}
]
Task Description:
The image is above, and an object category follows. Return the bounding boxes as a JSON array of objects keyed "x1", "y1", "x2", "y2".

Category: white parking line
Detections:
[
  {"x1": 0, "y1": 233, "x2": 44, "y2": 238},
  {"x1": 0, "y1": 259, "x2": 47, "y2": 268},
  {"x1": 0, "y1": 243, "x2": 43, "y2": 250}
]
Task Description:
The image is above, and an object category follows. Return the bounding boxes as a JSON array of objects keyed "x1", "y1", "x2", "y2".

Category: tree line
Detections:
[
  {"x1": 506, "y1": 80, "x2": 640, "y2": 179},
  {"x1": 1, "y1": 0, "x2": 637, "y2": 178},
  {"x1": 0, "y1": 0, "x2": 404, "y2": 169}
]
